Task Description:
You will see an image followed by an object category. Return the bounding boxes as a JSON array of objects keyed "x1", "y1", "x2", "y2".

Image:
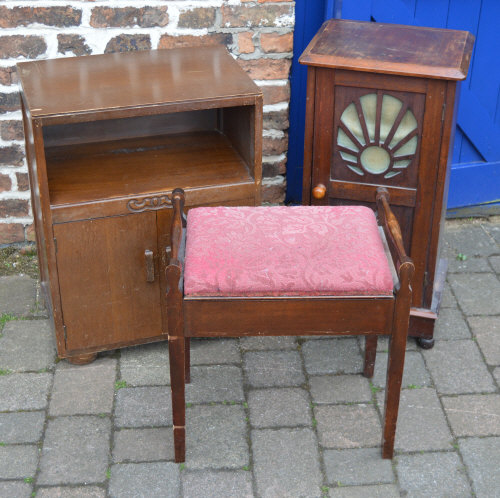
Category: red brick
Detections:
[
  {"x1": 238, "y1": 59, "x2": 291, "y2": 80},
  {"x1": 261, "y1": 83, "x2": 290, "y2": 105},
  {"x1": 0, "y1": 145, "x2": 24, "y2": 166},
  {"x1": 0, "y1": 174, "x2": 12, "y2": 193},
  {"x1": 16, "y1": 173, "x2": 30, "y2": 191},
  {"x1": 262, "y1": 180, "x2": 286, "y2": 203},
  {"x1": 0, "y1": 223, "x2": 25, "y2": 244},
  {"x1": 58, "y1": 34, "x2": 91, "y2": 56},
  {"x1": 0, "y1": 67, "x2": 17, "y2": 86},
  {"x1": 238, "y1": 32, "x2": 255, "y2": 54},
  {"x1": 264, "y1": 109, "x2": 289, "y2": 130},
  {"x1": 0, "y1": 93, "x2": 20, "y2": 114},
  {"x1": 91, "y1": 7, "x2": 168, "y2": 28},
  {"x1": 0, "y1": 121, "x2": 24, "y2": 141},
  {"x1": 0, "y1": 36, "x2": 47, "y2": 59},
  {"x1": 158, "y1": 33, "x2": 231, "y2": 50},
  {"x1": 261, "y1": 32, "x2": 293, "y2": 53},
  {"x1": 0, "y1": 6, "x2": 82, "y2": 28},
  {"x1": 263, "y1": 157, "x2": 286, "y2": 177},
  {"x1": 0, "y1": 199, "x2": 30, "y2": 218},
  {"x1": 222, "y1": 4, "x2": 293, "y2": 27},
  {"x1": 178, "y1": 8, "x2": 216, "y2": 28},
  {"x1": 105, "y1": 35, "x2": 151, "y2": 53},
  {"x1": 263, "y1": 134, "x2": 288, "y2": 156}
]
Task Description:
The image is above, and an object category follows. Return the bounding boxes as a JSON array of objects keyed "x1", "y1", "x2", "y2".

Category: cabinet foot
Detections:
[
  {"x1": 416, "y1": 337, "x2": 435, "y2": 349},
  {"x1": 66, "y1": 352, "x2": 98, "y2": 365}
]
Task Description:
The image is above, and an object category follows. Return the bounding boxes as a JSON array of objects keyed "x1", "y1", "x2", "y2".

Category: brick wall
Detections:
[{"x1": 0, "y1": 0, "x2": 294, "y2": 244}]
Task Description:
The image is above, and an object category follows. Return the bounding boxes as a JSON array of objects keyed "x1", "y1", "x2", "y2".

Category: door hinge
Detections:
[{"x1": 441, "y1": 103, "x2": 446, "y2": 122}]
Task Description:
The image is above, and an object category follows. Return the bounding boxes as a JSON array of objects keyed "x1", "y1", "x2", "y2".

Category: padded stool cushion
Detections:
[{"x1": 184, "y1": 206, "x2": 394, "y2": 297}]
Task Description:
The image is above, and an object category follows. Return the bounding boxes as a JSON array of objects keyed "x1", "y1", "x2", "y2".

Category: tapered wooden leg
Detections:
[
  {"x1": 185, "y1": 337, "x2": 191, "y2": 384},
  {"x1": 169, "y1": 335, "x2": 186, "y2": 463},
  {"x1": 363, "y1": 335, "x2": 377, "y2": 378}
]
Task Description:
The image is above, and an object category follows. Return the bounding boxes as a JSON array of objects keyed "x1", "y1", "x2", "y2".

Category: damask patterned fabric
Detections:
[{"x1": 184, "y1": 206, "x2": 394, "y2": 297}]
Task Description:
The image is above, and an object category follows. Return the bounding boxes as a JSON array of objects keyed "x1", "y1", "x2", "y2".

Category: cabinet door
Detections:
[{"x1": 53, "y1": 212, "x2": 163, "y2": 353}]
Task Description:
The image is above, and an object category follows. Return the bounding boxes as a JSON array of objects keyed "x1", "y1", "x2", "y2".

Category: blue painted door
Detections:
[{"x1": 288, "y1": 0, "x2": 500, "y2": 212}]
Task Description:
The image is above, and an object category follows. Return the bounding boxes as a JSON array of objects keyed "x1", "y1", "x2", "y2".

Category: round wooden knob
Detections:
[{"x1": 312, "y1": 184, "x2": 327, "y2": 200}]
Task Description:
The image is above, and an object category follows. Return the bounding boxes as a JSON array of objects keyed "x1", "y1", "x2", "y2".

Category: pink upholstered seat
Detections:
[{"x1": 184, "y1": 206, "x2": 394, "y2": 297}]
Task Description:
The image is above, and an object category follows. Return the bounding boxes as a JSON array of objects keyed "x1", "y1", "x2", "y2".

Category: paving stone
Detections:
[
  {"x1": 309, "y1": 375, "x2": 372, "y2": 404},
  {"x1": 240, "y1": 335, "x2": 297, "y2": 351},
  {"x1": 323, "y1": 448, "x2": 394, "y2": 486},
  {"x1": 376, "y1": 388, "x2": 453, "y2": 451},
  {"x1": 364, "y1": 335, "x2": 417, "y2": 352},
  {"x1": 36, "y1": 487, "x2": 105, "y2": 497},
  {"x1": 448, "y1": 255, "x2": 492, "y2": 273},
  {"x1": 0, "y1": 319, "x2": 55, "y2": 372},
  {"x1": 248, "y1": 387, "x2": 311, "y2": 427},
  {"x1": 186, "y1": 404, "x2": 248, "y2": 470},
  {"x1": 0, "y1": 411, "x2": 45, "y2": 443},
  {"x1": 119, "y1": 342, "x2": 170, "y2": 386},
  {"x1": 190, "y1": 337, "x2": 241, "y2": 364},
  {"x1": 371, "y1": 351, "x2": 430, "y2": 389},
  {"x1": 433, "y1": 307, "x2": 471, "y2": 340},
  {"x1": 252, "y1": 428, "x2": 322, "y2": 497},
  {"x1": 0, "y1": 481, "x2": 32, "y2": 498},
  {"x1": 396, "y1": 452, "x2": 471, "y2": 497},
  {"x1": 49, "y1": 357, "x2": 116, "y2": 415},
  {"x1": 38, "y1": 416, "x2": 111, "y2": 485},
  {"x1": 440, "y1": 282, "x2": 457, "y2": 308},
  {"x1": 442, "y1": 394, "x2": 500, "y2": 436},
  {"x1": 243, "y1": 350, "x2": 304, "y2": 387},
  {"x1": 423, "y1": 340, "x2": 495, "y2": 394},
  {"x1": 329, "y1": 484, "x2": 400, "y2": 498},
  {"x1": 443, "y1": 224, "x2": 498, "y2": 258},
  {"x1": 468, "y1": 316, "x2": 500, "y2": 365},
  {"x1": 494, "y1": 366, "x2": 500, "y2": 385},
  {"x1": 109, "y1": 462, "x2": 180, "y2": 498},
  {"x1": 182, "y1": 470, "x2": 253, "y2": 498},
  {"x1": 0, "y1": 372, "x2": 51, "y2": 411},
  {"x1": 112, "y1": 428, "x2": 174, "y2": 462},
  {"x1": 483, "y1": 221, "x2": 500, "y2": 243},
  {"x1": 114, "y1": 386, "x2": 171, "y2": 427},
  {"x1": 449, "y1": 273, "x2": 500, "y2": 315},
  {"x1": 0, "y1": 445, "x2": 38, "y2": 479},
  {"x1": 315, "y1": 404, "x2": 381, "y2": 448},
  {"x1": 186, "y1": 365, "x2": 244, "y2": 403},
  {"x1": 0, "y1": 275, "x2": 37, "y2": 316},
  {"x1": 489, "y1": 254, "x2": 500, "y2": 273},
  {"x1": 459, "y1": 437, "x2": 500, "y2": 497},
  {"x1": 303, "y1": 338, "x2": 363, "y2": 375}
]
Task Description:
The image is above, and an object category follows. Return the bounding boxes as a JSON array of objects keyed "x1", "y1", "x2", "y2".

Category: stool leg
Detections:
[
  {"x1": 185, "y1": 338, "x2": 191, "y2": 384},
  {"x1": 363, "y1": 335, "x2": 377, "y2": 378},
  {"x1": 169, "y1": 335, "x2": 186, "y2": 463}
]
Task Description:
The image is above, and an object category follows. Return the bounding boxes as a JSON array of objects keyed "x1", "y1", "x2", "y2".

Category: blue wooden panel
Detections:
[
  {"x1": 341, "y1": 0, "x2": 372, "y2": 21},
  {"x1": 414, "y1": 0, "x2": 450, "y2": 28}
]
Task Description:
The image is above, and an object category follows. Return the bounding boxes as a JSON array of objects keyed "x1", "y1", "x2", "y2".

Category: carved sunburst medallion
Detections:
[{"x1": 337, "y1": 93, "x2": 419, "y2": 179}]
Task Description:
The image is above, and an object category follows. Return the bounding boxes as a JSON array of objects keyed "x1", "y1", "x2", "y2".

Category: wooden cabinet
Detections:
[
  {"x1": 18, "y1": 46, "x2": 262, "y2": 363},
  {"x1": 300, "y1": 19, "x2": 473, "y2": 347}
]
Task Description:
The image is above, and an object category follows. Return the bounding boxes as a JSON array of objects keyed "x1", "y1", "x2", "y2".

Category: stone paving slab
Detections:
[
  {"x1": 182, "y1": 470, "x2": 253, "y2": 498},
  {"x1": 329, "y1": 484, "x2": 400, "y2": 497},
  {"x1": 112, "y1": 428, "x2": 174, "y2": 463},
  {"x1": 0, "y1": 445, "x2": 38, "y2": 479},
  {"x1": 36, "y1": 487, "x2": 106, "y2": 497},
  {"x1": 371, "y1": 351, "x2": 431, "y2": 389},
  {"x1": 443, "y1": 224, "x2": 498, "y2": 258},
  {"x1": 0, "y1": 372, "x2": 52, "y2": 411},
  {"x1": 190, "y1": 338, "x2": 241, "y2": 364},
  {"x1": 433, "y1": 307, "x2": 471, "y2": 340},
  {"x1": 309, "y1": 374, "x2": 372, "y2": 404},
  {"x1": 243, "y1": 350, "x2": 305, "y2": 387},
  {"x1": 448, "y1": 273, "x2": 500, "y2": 315},
  {"x1": 440, "y1": 281, "x2": 458, "y2": 308},
  {"x1": 489, "y1": 254, "x2": 500, "y2": 273},
  {"x1": 0, "y1": 481, "x2": 33, "y2": 498},
  {"x1": 186, "y1": 365, "x2": 244, "y2": 403},
  {"x1": 240, "y1": 335, "x2": 297, "y2": 351},
  {"x1": 0, "y1": 275, "x2": 37, "y2": 316},
  {"x1": 468, "y1": 315, "x2": 500, "y2": 365},
  {"x1": 302, "y1": 338, "x2": 363, "y2": 375},
  {"x1": 0, "y1": 410, "x2": 45, "y2": 443}
]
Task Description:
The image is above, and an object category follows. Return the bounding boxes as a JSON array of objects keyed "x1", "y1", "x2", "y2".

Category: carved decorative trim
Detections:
[{"x1": 127, "y1": 194, "x2": 172, "y2": 213}]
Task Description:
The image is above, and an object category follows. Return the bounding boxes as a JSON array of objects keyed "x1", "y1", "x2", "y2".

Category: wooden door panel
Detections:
[{"x1": 53, "y1": 212, "x2": 163, "y2": 352}]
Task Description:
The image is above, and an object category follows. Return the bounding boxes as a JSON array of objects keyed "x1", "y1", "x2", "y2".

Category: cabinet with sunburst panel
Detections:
[{"x1": 300, "y1": 19, "x2": 474, "y2": 347}]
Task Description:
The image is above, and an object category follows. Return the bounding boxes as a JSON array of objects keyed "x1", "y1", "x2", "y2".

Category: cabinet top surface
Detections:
[
  {"x1": 300, "y1": 19, "x2": 474, "y2": 81},
  {"x1": 17, "y1": 46, "x2": 261, "y2": 121}
]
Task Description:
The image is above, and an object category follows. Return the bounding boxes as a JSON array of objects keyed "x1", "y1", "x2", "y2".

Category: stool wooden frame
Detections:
[{"x1": 166, "y1": 187, "x2": 414, "y2": 463}]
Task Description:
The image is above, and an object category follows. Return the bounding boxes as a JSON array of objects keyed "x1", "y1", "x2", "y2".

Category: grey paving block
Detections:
[
  {"x1": 115, "y1": 386, "x2": 172, "y2": 428},
  {"x1": 248, "y1": 387, "x2": 311, "y2": 427},
  {"x1": 371, "y1": 351, "x2": 430, "y2": 389},
  {"x1": 323, "y1": 448, "x2": 394, "y2": 486},
  {"x1": 303, "y1": 338, "x2": 363, "y2": 375},
  {"x1": 489, "y1": 255, "x2": 500, "y2": 273},
  {"x1": 119, "y1": 342, "x2": 170, "y2": 387},
  {"x1": 49, "y1": 358, "x2": 116, "y2": 416},
  {"x1": 441, "y1": 282, "x2": 457, "y2": 308},
  {"x1": 376, "y1": 388, "x2": 453, "y2": 452},
  {"x1": 459, "y1": 437, "x2": 500, "y2": 497},
  {"x1": 190, "y1": 338, "x2": 241, "y2": 364},
  {"x1": 186, "y1": 365, "x2": 244, "y2": 403},
  {"x1": 0, "y1": 445, "x2": 38, "y2": 479},
  {"x1": 315, "y1": 404, "x2": 381, "y2": 448},
  {"x1": 396, "y1": 452, "x2": 471, "y2": 497},
  {"x1": 494, "y1": 366, "x2": 500, "y2": 386},
  {"x1": 443, "y1": 224, "x2": 498, "y2": 258},
  {"x1": 309, "y1": 375, "x2": 372, "y2": 404},
  {"x1": 364, "y1": 335, "x2": 417, "y2": 352},
  {"x1": 468, "y1": 316, "x2": 500, "y2": 365},
  {"x1": 182, "y1": 470, "x2": 253, "y2": 498},
  {"x1": 0, "y1": 372, "x2": 51, "y2": 411},
  {"x1": 0, "y1": 276, "x2": 37, "y2": 316},
  {"x1": 482, "y1": 220, "x2": 500, "y2": 244},
  {"x1": 243, "y1": 350, "x2": 304, "y2": 387},
  {"x1": 449, "y1": 273, "x2": 500, "y2": 315},
  {"x1": 240, "y1": 335, "x2": 297, "y2": 351},
  {"x1": 448, "y1": 255, "x2": 492, "y2": 273},
  {"x1": 0, "y1": 411, "x2": 45, "y2": 443},
  {"x1": 434, "y1": 307, "x2": 471, "y2": 340},
  {"x1": 0, "y1": 319, "x2": 55, "y2": 372},
  {"x1": 329, "y1": 484, "x2": 400, "y2": 498},
  {"x1": 109, "y1": 462, "x2": 180, "y2": 498},
  {"x1": 0, "y1": 481, "x2": 32, "y2": 498},
  {"x1": 36, "y1": 487, "x2": 105, "y2": 497},
  {"x1": 38, "y1": 416, "x2": 111, "y2": 485},
  {"x1": 442, "y1": 394, "x2": 500, "y2": 436},
  {"x1": 112, "y1": 428, "x2": 174, "y2": 463},
  {"x1": 423, "y1": 340, "x2": 495, "y2": 394},
  {"x1": 186, "y1": 404, "x2": 248, "y2": 470},
  {"x1": 252, "y1": 428, "x2": 322, "y2": 498}
]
